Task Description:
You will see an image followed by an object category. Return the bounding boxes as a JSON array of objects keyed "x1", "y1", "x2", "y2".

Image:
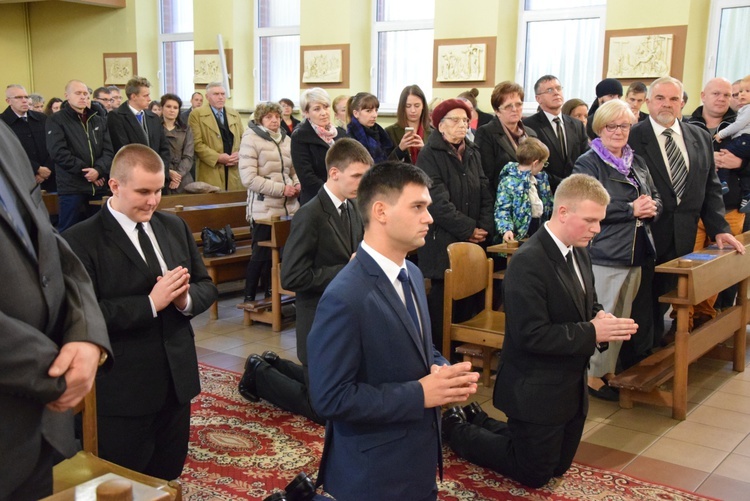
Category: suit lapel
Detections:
[
  {"x1": 101, "y1": 204, "x2": 155, "y2": 281},
  {"x1": 536, "y1": 112, "x2": 564, "y2": 160},
  {"x1": 360, "y1": 248, "x2": 429, "y2": 369},
  {"x1": 680, "y1": 125, "x2": 703, "y2": 196},
  {"x1": 319, "y1": 189, "x2": 354, "y2": 254},
  {"x1": 575, "y1": 247, "x2": 596, "y2": 316},
  {"x1": 637, "y1": 122, "x2": 673, "y2": 193},
  {"x1": 539, "y1": 229, "x2": 587, "y2": 320},
  {"x1": 149, "y1": 215, "x2": 174, "y2": 268}
]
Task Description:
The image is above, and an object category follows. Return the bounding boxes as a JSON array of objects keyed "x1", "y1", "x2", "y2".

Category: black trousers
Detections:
[
  {"x1": 255, "y1": 358, "x2": 324, "y2": 425},
  {"x1": 447, "y1": 408, "x2": 585, "y2": 488},
  {"x1": 97, "y1": 389, "x2": 191, "y2": 480}
]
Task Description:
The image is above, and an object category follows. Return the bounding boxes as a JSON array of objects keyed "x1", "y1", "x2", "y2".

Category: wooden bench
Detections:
[
  {"x1": 609, "y1": 234, "x2": 750, "y2": 420},
  {"x1": 42, "y1": 191, "x2": 59, "y2": 217},
  {"x1": 161, "y1": 201, "x2": 250, "y2": 320},
  {"x1": 157, "y1": 190, "x2": 246, "y2": 210},
  {"x1": 237, "y1": 217, "x2": 295, "y2": 332}
]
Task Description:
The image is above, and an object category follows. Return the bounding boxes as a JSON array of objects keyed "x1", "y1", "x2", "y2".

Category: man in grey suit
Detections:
[
  {"x1": 627, "y1": 76, "x2": 744, "y2": 349},
  {"x1": 238, "y1": 138, "x2": 372, "y2": 424},
  {"x1": 0, "y1": 120, "x2": 111, "y2": 500}
]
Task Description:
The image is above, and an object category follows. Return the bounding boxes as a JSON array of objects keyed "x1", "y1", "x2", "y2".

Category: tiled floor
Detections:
[{"x1": 192, "y1": 292, "x2": 750, "y2": 500}]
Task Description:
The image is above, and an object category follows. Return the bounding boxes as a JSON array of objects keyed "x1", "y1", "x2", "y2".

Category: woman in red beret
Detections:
[{"x1": 415, "y1": 98, "x2": 495, "y2": 350}]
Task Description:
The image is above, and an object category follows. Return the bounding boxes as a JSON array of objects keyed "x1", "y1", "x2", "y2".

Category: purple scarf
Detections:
[{"x1": 590, "y1": 138, "x2": 639, "y2": 187}]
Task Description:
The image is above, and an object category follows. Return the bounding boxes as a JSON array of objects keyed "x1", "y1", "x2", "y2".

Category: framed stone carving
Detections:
[{"x1": 103, "y1": 53, "x2": 137, "y2": 86}]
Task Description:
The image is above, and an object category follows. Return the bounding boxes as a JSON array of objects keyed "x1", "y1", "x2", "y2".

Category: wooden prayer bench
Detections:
[
  {"x1": 609, "y1": 234, "x2": 750, "y2": 420},
  {"x1": 161, "y1": 201, "x2": 250, "y2": 320},
  {"x1": 237, "y1": 217, "x2": 295, "y2": 332},
  {"x1": 42, "y1": 191, "x2": 59, "y2": 217}
]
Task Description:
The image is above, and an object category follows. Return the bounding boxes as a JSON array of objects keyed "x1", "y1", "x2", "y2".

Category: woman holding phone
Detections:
[{"x1": 385, "y1": 85, "x2": 432, "y2": 164}]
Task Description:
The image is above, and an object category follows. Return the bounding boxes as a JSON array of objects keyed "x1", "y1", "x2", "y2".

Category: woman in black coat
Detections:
[
  {"x1": 290, "y1": 88, "x2": 347, "y2": 205},
  {"x1": 416, "y1": 99, "x2": 494, "y2": 349}
]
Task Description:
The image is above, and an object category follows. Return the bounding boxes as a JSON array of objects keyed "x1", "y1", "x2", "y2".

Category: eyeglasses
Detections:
[
  {"x1": 499, "y1": 102, "x2": 523, "y2": 112},
  {"x1": 442, "y1": 116, "x2": 470, "y2": 125},
  {"x1": 9, "y1": 95, "x2": 30, "y2": 100},
  {"x1": 604, "y1": 123, "x2": 632, "y2": 132},
  {"x1": 536, "y1": 86, "x2": 563, "y2": 96},
  {"x1": 96, "y1": 98, "x2": 115, "y2": 103}
]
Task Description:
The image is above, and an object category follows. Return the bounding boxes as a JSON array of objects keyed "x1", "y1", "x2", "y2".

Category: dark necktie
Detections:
[
  {"x1": 553, "y1": 117, "x2": 567, "y2": 160},
  {"x1": 662, "y1": 129, "x2": 688, "y2": 200},
  {"x1": 0, "y1": 176, "x2": 36, "y2": 257},
  {"x1": 136, "y1": 222, "x2": 162, "y2": 279},
  {"x1": 397, "y1": 268, "x2": 422, "y2": 338},
  {"x1": 21, "y1": 116, "x2": 28, "y2": 122},
  {"x1": 566, "y1": 250, "x2": 583, "y2": 292},
  {"x1": 340, "y1": 201, "x2": 352, "y2": 250}
]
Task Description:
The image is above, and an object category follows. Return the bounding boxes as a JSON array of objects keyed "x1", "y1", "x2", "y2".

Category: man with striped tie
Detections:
[{"x1": 627, "y1": 76, "x2": 744, "y2": 349}]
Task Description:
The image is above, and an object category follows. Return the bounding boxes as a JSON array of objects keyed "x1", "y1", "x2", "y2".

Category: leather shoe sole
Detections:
[
  {"x1": 238, "y1": 354, "x2": 264, "y2": 402},
  {"x1": 588, "y1": 384, "x2": 619, "y2": 402}
]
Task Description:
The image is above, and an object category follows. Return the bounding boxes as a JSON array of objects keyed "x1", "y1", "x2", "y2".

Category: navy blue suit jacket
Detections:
[{"x1": 308, "y1": 245, "x2": 448, "y2": 501}]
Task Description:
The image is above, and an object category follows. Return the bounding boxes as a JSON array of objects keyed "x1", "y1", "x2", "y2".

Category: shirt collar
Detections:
[
  {"x1": 107, "y1": 197, "x2": 144, "y2": 234},
  {"x1": 543, "y1": 221, "x2": 573, "y2": 259},
  {"x1": 649, "y1": 115, "x2": 684, "y2": 138},
  {"x1": 543, "y1": 110, "x2": 562, "y2": 124},
  {"x1": 128, "y1": 103, "x2": 144, "y2": 116},
  {"x1": 323, "y1": 183, "x2": 347, "y2": 210},
  {"x1": 361, "y1": 240, "x2": 405, "y2": 285},
  {"x1": 210, "y1": 105, "x2": 224, "y2": 116}
]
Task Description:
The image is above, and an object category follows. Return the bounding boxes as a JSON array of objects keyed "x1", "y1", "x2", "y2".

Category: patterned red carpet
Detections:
[{"x1": 181, "y1": 364, "x2": 717, "y2": 500}]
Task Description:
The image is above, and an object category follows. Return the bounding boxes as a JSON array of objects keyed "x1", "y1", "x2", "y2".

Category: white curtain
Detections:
[{"x1": 716, "y1": 6, "x2": 750, "y2": 81}]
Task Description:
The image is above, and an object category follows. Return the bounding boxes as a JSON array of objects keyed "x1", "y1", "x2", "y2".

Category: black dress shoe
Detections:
[
  {"x1": 238, "y1": 355, "x2": 264, "y2": 402},
  {"x1": 588, "y1": 383, "x2": 619, "y2": 402},
  {"x1": 262, "y1": 493, "x2": 287, "y2": 501},
  {"x1": 462, "y1": 402, "x2": 484, "y2": 424},
  {"x1": 442, "y1": 406, "x2": 467, "y2": 441},
  {"x1": 262, "y1": 350, "x2": 280, "y2": 366},
  {"x1": 284, "y1": 471, "x2": 316, "y2": 501}
]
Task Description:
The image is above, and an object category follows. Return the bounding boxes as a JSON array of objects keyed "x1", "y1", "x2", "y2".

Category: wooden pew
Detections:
[
  {"x1": 237, "y1": 217, "x2": 295, "y2": 332},
  {"x1": 157, "y1": 190, "x2": 246, "y2": 210},
  {"x1": 161, "y1": 201, "x2": 250, "y2": 320},
  {"x1": 42, "y1": 191, "x2": 59, "y2": 217},
  {"x1": 609, "y1": 233, "x2": 750, "y2": 420}
]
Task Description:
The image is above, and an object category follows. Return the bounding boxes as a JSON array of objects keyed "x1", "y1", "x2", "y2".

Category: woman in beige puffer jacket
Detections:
[{"x1": 238, "y1": 102, "x2": 301, "y2": 302}]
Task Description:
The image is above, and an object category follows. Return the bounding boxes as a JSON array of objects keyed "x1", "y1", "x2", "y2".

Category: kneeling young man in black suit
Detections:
[{"x1": 443, "y1": 174, "x2": 637, "y2": 488}]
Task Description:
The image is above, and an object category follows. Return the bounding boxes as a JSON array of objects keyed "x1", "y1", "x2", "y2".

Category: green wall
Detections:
[{"x1": 0, "y1": 0, "x2": 715, "y2": 115}]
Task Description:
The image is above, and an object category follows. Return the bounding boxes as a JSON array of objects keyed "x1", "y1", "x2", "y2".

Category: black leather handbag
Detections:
[{"x1": 201, "y1": 224, "x2": 236, "y2": 257}]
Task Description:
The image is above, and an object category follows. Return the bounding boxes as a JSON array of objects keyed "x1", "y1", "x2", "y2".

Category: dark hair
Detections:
[
  {"x1": 160, "y1": 93, "x2": 183, "y2": 125},
  {"x1": 346, "y1": 92, "x2": 380, "y2": 122},
  {"x1": 396, "y1": 85, "x2": 430, "y2": 131},
  {"x1": 43, "y1": 97, "x2": 63, "y2": 116},
  {"x1": 457, "y1": 88, "x2": 479, "y2": 108},
  {"x1": 356, "y1": 161, "x2": 431, "y2": 227},
  {"x1": 147, "y1": 100, "x2": 160, "y2": 112},
  {"x1": 533, "y1": 75, "x2": 559, "y2": 95},
  {"x1": 125, "y1": 76, "x2": 151, "y2": 100},
  {"x1": 627, "y1": 81, "x2": 648, "y2": 96},
  {"x1": 325, "y1": 138, "x2": 373, "y2": 173},
  {"x1": 490, "y1": 81, "x2": 524, "y2": 110},
  {"x1": 92, "y1": 87, "x2": 109, "y2": 99},
  {"x1": 279, "y1": 98, "x2": 294, "y2": 108},
  {"x1": 562, "y1": 98, "x2": 587, "y2": 116}
]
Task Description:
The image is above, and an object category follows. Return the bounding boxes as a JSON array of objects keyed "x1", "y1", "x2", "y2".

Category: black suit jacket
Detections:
[
  {"x1": 0, "y1": 107, "x2": 52, "y2": 178},
  {"x1": 281, "y1": 186, "x2": 364, "y2": 364},
  {"x1": 523, "y1": 111, "x2": 589, "y2": 191},
  {"x1": 0, "y1": 121, "x2": 110, "y2": 494},
  {"x1": 628, "y1": 119, "x2": 729, "y2": 262},
  {"x1": 62, "y1": 206, "x2": 217, "y2": 416},
  {"x1": 107, "y1": 103, "x2": 171, "y2": 172},
  {"x1": 475, "y1": 115, "x2": 538, "y2": 193},
  {"x1": 494, "y1": 226, "x2": 600, "y2": 425}
]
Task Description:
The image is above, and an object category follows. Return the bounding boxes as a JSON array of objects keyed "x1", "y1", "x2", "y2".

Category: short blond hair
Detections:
[
  {"x1": 300, "y1": 87, "x2": 330, "y2": 112},
  {"x1": 592, "y1": 99, "x2": 635, "y2": 135},
  {"x1": 553, "y1": 173, "x2": 610, "y2": 213},
  {"x1": 111, "y1": 144, "x2": 164, "y2": 184},
  {"x1": 253, "y1": 101, "x2": 283, "y2": 123}
]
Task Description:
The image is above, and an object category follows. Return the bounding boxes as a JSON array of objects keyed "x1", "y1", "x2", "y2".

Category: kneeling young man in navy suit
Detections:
[
  {"x1": 307, "y1": 161, "x2": 481, "y2": 501},
  {"x1": 443, "y1": 174, "x2": 638, "y2": 488}
]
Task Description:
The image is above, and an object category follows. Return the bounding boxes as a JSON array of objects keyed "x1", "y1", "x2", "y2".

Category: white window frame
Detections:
[
  {"x1": 515, "y1": 0, "x2": 606, "y2": 115},
  {"x1": 253, "y1": 3, "x2": 300, "y2": 104},
  {"x1": 157, "y1": 1, "x2": 194, "y2": 97},
  {"x1": 371, "y1": 3, "x2": 434, "y2": 112},
  {"x1": 704, "y1": 0, "x2": 750, "y2": 83}
]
